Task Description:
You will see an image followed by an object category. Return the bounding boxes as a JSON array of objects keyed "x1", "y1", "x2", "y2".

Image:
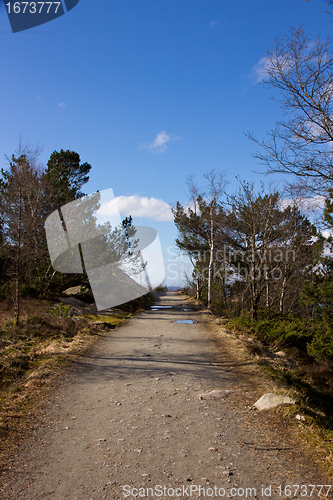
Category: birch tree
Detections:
[
  {"x1": 200, "y1": 171, "x2": 228, "y2": 310},
  {"x1": 173, "y1": 170, "x2": 228, "y2": 310}
]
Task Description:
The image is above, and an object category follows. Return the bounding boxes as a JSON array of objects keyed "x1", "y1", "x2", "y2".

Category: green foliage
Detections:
[
  {"x1": 0, "y1": 144, "x2": 93, "y2": 321},
  {"x1": 301, "y1": 259, "x2": 333, "y2": 319},
  {"x1": 50, "y1": 303, "x2": 75, "y2": 319},
  {"x1": 230, "y1": 313, "x2": 314, "y2": 350},
  {"x1": 307, "y1": 327, "x2": 333, "y2": 362},
  {"x1": 45, "y1": 149, "x2": 91, "y2": 207},
  {"x1": 300, "y1": 196, "x2": 333, "y2": 364},
  {"x1": 229, "y1": 310, "x2": 333, "y2": 367}
]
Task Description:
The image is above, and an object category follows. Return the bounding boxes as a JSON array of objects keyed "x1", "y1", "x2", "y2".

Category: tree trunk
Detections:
[
  {"x1": 222, "y1": 276, "x2": 227, "y2": 308},
  {"x1": 207, "y1": 209, "x2": 214, "y2": 311},
  {"x1": 195, "y1": 274, "x2": 200, "y2": 300},
  {"x1": 251, "y1": 295, "x2": 260, "y2": 319},
  {"x1": 14, "y1": 273, "x2": 20, "y2": 327},
  {"x1": 279, "y1": 275, "x2": 287, "y2": 314},
  {"x1": 241, "y1": 291, "x2": 244, "y2": 316},
  {"x1": 14, "y1": 190, "x2": 22, "y2": 327},
  {"x1": 250, "y1": 230, "x2": 257, "y2": 318}
]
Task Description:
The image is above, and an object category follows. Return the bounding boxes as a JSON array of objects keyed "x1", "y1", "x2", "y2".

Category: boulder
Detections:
[
  {"x1": 60, "y1": 297, "x2": 97, "y2": 314},
  {"x1": 61, "y1": 297, "x2": 88, "y2": 308},
  {"x1": 254, "y1": 393, "x2": 296, "y2": 410},
  {"x1": 62, "y1": 285, "x2": 94, "y2": 303}
]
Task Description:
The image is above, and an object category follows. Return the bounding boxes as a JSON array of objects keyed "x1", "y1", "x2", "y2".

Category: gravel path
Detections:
[{"x1": 1, "y1": 292, "x2": 330, "y2": 499}]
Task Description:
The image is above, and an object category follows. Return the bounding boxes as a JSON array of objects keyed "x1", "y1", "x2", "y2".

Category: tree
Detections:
[
  {"x1": 122, "y1": 215, "x2": 152, "y2": 292},
  {"x1": 0, "y1": 143, "x2": 48, "y2": 325},
  {"x1": 45, "y1": 149, "x2": 92, "y2": 208},
  {"x1": 248, "y1": 27, "x2": 333, "y2": 197},
  {"x1": 173, "y1": 170, "x2": 228, "y2": 310},
  {"x1": 0, "y1": 144, "x2": 94, "y2": 323},
  {"x1": 227, "y1": 182, "x2": 284, "y2": 319},
  {"x1": 172, "y1": 200, "x2": 208, "y2": 300},
  {"x1": 301, "y1": 194, "x2": 333, "y2": 320},
  {"x1": 304, "y1": 0, "x2": 333, "y2": 17},
  {"x1": 300, "y1": 198, "x2": 333, "y2": 361},
  {"x1": 274, "y1": 203, "x2": 317, "y2": 314},
  {"x1": 199, "y1": 171, "x2": 228, "y2": 310},
  {"x1": 172, "y1": 177, "x2": 208, "y2": 300}
]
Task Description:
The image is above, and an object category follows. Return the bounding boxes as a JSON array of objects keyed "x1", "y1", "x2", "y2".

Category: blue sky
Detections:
[{"x1": 0, "y1": 0, "x2": 332, "y2": 286}]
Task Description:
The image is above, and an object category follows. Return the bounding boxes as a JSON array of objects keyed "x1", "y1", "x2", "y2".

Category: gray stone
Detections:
[
  {"x1": 254, "y1": 393, "x2": 296, "y2": 410},
  {"x1": 198, "y1": 390, "x2": 233, "y2": 399},
  {"x1": 61, "y1": 297, "x2": 87, "y2": 308}
]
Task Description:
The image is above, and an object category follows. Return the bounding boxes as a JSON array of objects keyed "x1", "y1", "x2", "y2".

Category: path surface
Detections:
[{"x1": 1, "y1": 292, "x2": 329, "y2": 499}]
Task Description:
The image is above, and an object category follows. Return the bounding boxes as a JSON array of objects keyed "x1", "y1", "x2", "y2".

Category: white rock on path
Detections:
[
  {"x1": 198, "y1": 390, "x2": 233, "y2": 399},
  {"x1": 254, "y1": 393, "x2": 296, "y2": 410}
]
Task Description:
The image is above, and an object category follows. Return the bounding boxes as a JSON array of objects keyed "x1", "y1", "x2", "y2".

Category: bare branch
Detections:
[{"x1": 248, "y1": 27, "x2": 333, "y2": 196}]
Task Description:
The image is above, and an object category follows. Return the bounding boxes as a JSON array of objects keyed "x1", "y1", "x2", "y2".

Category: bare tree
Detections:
[
  {"x1": 248, "y1": 27, "x2": 333, "y2": 197},
  {"x1": 186, "y1": 176, "x2": 203, "y2": 300},
  {"x1": 305, "y1": 0, "x2": 333, "y2": 17},
  {"x1": 202, "y1": 170, "x2": 228, "y2": 310},
  {"x1": 0, "y1": 142, "x2": 47, "y2": 325}
]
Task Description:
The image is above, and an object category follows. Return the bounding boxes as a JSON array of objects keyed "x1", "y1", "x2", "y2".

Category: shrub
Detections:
[
  {"x1": 307, "y1": 326, "x2": 333, "y2": 362},
  {"x1": 50, "y1": 303, "x2": 75, "y2": 319},
  {"x1": 229, "y1": 314, "x2": 314, "y2": 352}
]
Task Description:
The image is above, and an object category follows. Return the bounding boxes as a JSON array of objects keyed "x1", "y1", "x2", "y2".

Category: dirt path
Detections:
[{"x1": 1, "y1": 292, "x2": 330, "y2": 499}]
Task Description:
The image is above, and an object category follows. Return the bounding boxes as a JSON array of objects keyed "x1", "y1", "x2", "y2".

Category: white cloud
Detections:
[
  {"x1": 251, "y1": 54, "x2": 294, "y2": 84},
  {"x1": 279, "y1": 195, "x2": 325, "y2": 212},
  {"x1": 306, "y1": 121, "x2": 325, "y2": 140},
  {"x1": 140, "y1": 130, "x2": 171, "y2": 153},
  {"x1": 98, "y1": 195, "x2": 173, "y2": 222},
  {"x1": 322, "y1": 230, "x2": 331, "y2": 239},
  {"x1": 209, "y1": 20, "x2": 219, "y2": 27},
  {"x1": 182, "y1": 200, "x2": 201, "y2": 215},
  {"x1": 59, "y1": 102, "x2": 67, "y2": 109},
  {"x1": 252, "y1": 56, "x2": 271, "y2": 83}
]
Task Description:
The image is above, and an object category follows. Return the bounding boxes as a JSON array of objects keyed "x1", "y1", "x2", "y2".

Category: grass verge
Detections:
[{"x1": 222, "y1": 316, "x2": 333, "y2": 479}]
